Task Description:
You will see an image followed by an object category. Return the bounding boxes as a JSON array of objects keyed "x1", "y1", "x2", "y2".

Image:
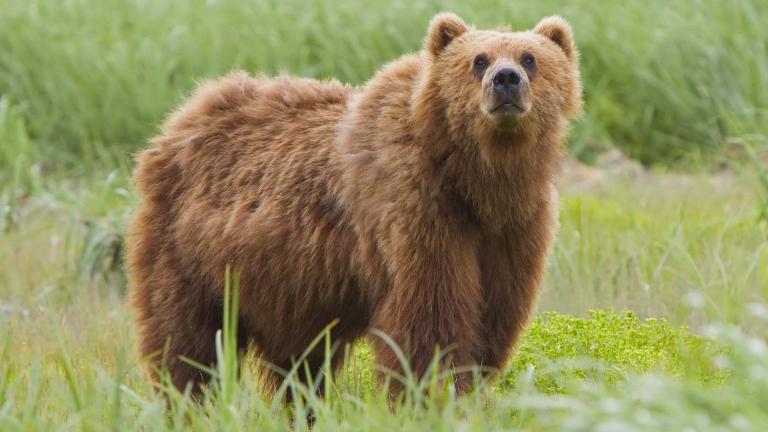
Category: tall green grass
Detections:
[
  {"x1": 0, "y1": 244, "x2": 756, "y2": 431},
  {"x1": 1, "y1": 0, "x2": 766, "y2": 167},
  {"x1": 0, "y1": 266, "x2": 735, "y2": 431}
]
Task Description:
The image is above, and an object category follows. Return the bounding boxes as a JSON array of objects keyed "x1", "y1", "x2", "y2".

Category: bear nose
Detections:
[{"x1": 492, "y1": 68, "x2": 522, "y2": 94}]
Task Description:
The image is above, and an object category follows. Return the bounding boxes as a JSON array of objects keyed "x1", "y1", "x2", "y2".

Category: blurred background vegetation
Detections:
[
  {"x1": 1, "y1": 0, "x2": 767, "y2": 168},
  {"x1": 0, "y1": 0, "x2": 767, "y2": 430}
]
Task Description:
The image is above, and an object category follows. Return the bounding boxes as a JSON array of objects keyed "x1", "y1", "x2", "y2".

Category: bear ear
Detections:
[
  {"x1": 425, "y1": 13, "x2": 469, "y2": 57},
  {"x1": 533, "y1": 16, "x2": 575, "y2": 60}
]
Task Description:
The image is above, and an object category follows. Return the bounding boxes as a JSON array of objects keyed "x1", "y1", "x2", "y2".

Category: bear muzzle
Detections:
[{"x1": 483, "y1": 64, "x2": 531, "y2": 117}]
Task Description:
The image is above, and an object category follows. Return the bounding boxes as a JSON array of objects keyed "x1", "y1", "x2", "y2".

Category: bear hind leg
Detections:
[{"x1": 134, "y1": 272, "x2": 247, "y2": 397}]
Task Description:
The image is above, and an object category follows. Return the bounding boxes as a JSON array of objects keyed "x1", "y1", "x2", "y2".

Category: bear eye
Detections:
[
  {"x1": 522, "y1": 53, "x2": 535, "y2": 68},
  {"x1": 473, "y1": 54, "x2": 489, "y2": 74}
]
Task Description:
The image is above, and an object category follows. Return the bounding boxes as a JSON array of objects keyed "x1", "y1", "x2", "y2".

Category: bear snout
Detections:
[{"x1": 482, "y1": 64, "x2": 531, "y2": 116}]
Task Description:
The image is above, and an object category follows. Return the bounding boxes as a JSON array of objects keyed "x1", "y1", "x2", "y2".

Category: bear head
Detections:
[{"x1": 416, "y1": 13, "x2": 582, "y2": 150}]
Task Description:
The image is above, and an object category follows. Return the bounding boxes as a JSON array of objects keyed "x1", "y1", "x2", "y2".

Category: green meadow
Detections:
[{"x1": 1, "y1": 0, "x2": 767, "y2": 430}]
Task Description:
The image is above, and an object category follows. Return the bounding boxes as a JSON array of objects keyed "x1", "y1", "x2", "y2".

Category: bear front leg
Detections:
[
  {"x1": 478, "y1": 201, "x2": 556, "y2": 374},
  {"x1": 371, "y1": 222, "x2": 483, "y2": 397}
]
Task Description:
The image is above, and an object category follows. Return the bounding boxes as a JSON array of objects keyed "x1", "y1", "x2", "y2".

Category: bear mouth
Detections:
[{"x1": 490, "y1": 102, "x2": 527, "y2": 114}]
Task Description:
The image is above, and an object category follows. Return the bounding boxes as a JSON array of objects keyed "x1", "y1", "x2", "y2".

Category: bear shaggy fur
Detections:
[{"x1": 127, "y1": 13, "x2": 582, "y2": 396}]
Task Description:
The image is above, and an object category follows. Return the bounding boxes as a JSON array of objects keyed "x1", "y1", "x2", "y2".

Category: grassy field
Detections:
[
  {"x1": 1, "y1": 0, "x2": 767, "y2": 430},
  {"x1": 1, "y1": 169, "x2": 766, "y2": 430}
]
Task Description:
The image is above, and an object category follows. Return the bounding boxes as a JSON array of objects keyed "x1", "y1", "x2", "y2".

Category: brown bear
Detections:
[{"x1": 127, "y1": 12, "x2": 582, "y2": 397}]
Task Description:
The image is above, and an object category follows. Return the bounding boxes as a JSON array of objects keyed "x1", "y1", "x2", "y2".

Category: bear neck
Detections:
[{"x1": 411, "y1": 73, "x2": 563, "y2": 230}]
